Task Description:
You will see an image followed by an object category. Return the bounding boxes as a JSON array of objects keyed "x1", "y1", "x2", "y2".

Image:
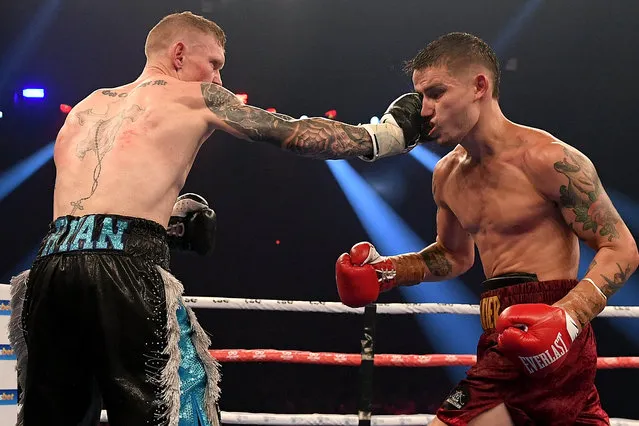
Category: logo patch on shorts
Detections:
[
  {"x1": 480, "y1": 295, "x2": 500, "y2": 330},
  {"x1": 39, "y1": 215, "x2": 130, "y2": 257},
  {"x1": 442, "y1": 384, "x2": 470, "y2": 410}
]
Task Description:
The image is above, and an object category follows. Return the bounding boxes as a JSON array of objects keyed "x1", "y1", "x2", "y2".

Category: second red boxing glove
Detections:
[{"x1": 496, "y1": 303, "x2": 580, "y2": 378}]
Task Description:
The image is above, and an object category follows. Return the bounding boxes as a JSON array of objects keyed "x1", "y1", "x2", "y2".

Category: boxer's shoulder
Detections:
[
  {"x1": 435, "y1": 147, "x2": 465, "y2": 175},
  {"x1": 430, "y1": 149, "x2": 463, "y2": 204},
  {"x1": 517, "y1": 126, "x2": 569, "y2": 161},
  {"x1": 521, "y1": 134, "x2": 584, "y2": 179}
]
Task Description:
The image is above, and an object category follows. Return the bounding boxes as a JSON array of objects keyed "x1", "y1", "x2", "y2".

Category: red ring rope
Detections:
[{"x1": 209, "y1": 349, "x2": 639, "y2": 369}]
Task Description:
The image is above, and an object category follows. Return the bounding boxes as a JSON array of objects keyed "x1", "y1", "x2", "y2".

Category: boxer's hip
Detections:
[
  {"x1": 479, "y1": 273, "x2": 578, "y2": 332},
  {"x1": 13, "y1": 214, "x2": 221, "y2": 425},
  {"x1": 35, "y1": 213, "x2": 170, "y2": 269},
  {"x1": 435, "y1": 273, "x2": 604, "y2": 425}
]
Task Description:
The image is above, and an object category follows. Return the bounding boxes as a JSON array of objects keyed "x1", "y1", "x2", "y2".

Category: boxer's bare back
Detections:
[
  {"x1": 53, "y1": 76, "x2": 373, "y2": 227},
  {"x1": 54, "y1": 77, "x2": 205, "y2": 226}
]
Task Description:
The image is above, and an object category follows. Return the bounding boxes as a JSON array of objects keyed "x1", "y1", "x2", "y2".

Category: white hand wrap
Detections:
[{"x1": 359, "y1": 114, "x2": 413, "y2": 162}]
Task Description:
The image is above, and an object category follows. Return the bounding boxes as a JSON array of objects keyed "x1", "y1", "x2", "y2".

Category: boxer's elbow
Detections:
[
  {"x1": 451, "y1": 246, "x2": 475, "y2": 276},
  {"x1": 441, "y1": 239, "x2": 475, "y2": 277},
  {"x1": 593, "y1": 239, "x2": 639, "y2": 292},
  {"x1": 622, "y1": 239, "x2": 639, "y2": 277},
  {"x1": 592, "y1": 216, "x2": 639, "y2": 269},
  {"x1": 627, "y1": 232, "x2": 639, "y2": 259},
  {"x1": 608, "y1": 234, "x2": 639, "y2": 274},
  {"x1": 419, "y1": 241, "x2": 474, "y2": 281}
]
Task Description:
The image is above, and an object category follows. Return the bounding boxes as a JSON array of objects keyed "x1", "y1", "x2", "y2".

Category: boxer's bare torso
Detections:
[
  {"x1": 408, "y1": 63, "x2": 635, "y2": 332},
  {"x1": 435, "y1": 125, "x2": 611, "y2": 282}
]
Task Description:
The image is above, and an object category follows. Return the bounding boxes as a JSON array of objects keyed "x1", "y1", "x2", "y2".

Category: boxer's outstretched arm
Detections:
[
  {"x1": 386, "y1": 160, "x2": 475, "y2": 286},
  {"x1": 525, "y1": 142, "x2": 639, "y2": 328},
  {"x1": 200, "y1": 82, "x2": 373, "y2": 159}
]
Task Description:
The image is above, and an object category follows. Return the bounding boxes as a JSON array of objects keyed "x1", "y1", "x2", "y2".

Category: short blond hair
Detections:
[{"x1": 145, "y1": 11, "x2": 226, "y2": 58}]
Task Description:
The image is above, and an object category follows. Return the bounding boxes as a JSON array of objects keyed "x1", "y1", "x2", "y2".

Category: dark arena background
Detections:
[{"x1": 1, "y1": 0, "x2": 639, "y2": 424}]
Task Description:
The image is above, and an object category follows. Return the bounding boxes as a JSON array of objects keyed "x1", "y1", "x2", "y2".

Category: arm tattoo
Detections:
[
  {"x1": 585, "y1": 259, "x2": 597, "y2": 274},
  {"x1": 201, "y1": 83, "x2": 373, "y2": 159},
  {"x1": 420, "y1": 246, "x2": 453, "y2": 277},
  {"x1": 70, "y1": 103, "x2": 144, "y2": 214},
  {"x1": 600, "y1": 263, "x2": 632, "y2": 298},
  {"x1": 554, "y1": 147, "x2": 620, "y2": 241}
]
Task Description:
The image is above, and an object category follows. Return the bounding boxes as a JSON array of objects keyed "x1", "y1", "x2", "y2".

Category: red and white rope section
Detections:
[{"x1": 206, "y1": 349, "x2": 639, "y2": 369}]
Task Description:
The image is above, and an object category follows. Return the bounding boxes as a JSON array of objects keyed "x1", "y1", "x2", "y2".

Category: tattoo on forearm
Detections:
[
  {"x1": 559, "y1": 261, "x2": 634, "y2": 328},
  {"x1": 600, "y1": 263, "x2": 632, "y2": 298},
  {"x1": 70, "y1": 103, "x2": 144, "y2": 214},
  {"x1": 557, "y1": 281, "x2": 605, "y2": 329},
  {"x1": 201, "y1": 83, "x2": 372, "y2": 159},
  {"x1": 420, "y1": 246, "x2": 453, "y2": 277},
  {"x1": 585, "y1": 260, "x2": 597, "y2": 274},
  {"x1": 554, "y1": 148, "x2": 620, "y2": 241}
]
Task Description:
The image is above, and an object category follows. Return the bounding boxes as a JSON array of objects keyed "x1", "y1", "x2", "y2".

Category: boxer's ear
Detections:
[
  {"x1": 172, "y1": 42, "x2": 186, "y2": 70},
  {"x1": 473, "y1": 73, "x2": 490, "y2": 100}
]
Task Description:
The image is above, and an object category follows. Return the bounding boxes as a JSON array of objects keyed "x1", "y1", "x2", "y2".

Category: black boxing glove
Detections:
[
  {"x1": 360, "y1": 93, "x2": 432, "y2": 162},
  {"x1": 167, "y1": 193, "x2": 217, "y2": 255}
]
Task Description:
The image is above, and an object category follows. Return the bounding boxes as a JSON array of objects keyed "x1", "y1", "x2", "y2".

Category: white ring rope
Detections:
[
  {"x1": 98, "y1": 410, "x2": 639, "y2": 425},
  {"x1": 183, "y1": 296, "x2": 639, "y2": 317},
  {"x1": 41, "y1": 291, "x2": 639, "y2": 424},
  {"x1": 167, "y1": 297, "x2": 638, "y2": 424}
]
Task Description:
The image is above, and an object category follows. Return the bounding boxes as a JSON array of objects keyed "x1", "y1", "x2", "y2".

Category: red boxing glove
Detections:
[
  {"x1": 335, "y1": 242, "x2": 397, "y2": 308},
  {"x1": 496, "y1": 303, "x2": 580, "y2": 378}
]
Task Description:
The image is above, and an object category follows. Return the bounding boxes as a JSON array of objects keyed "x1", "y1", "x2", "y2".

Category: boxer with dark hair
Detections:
[{"x1": 336, "y1": 32, "x2": 638, "y2": 425}]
